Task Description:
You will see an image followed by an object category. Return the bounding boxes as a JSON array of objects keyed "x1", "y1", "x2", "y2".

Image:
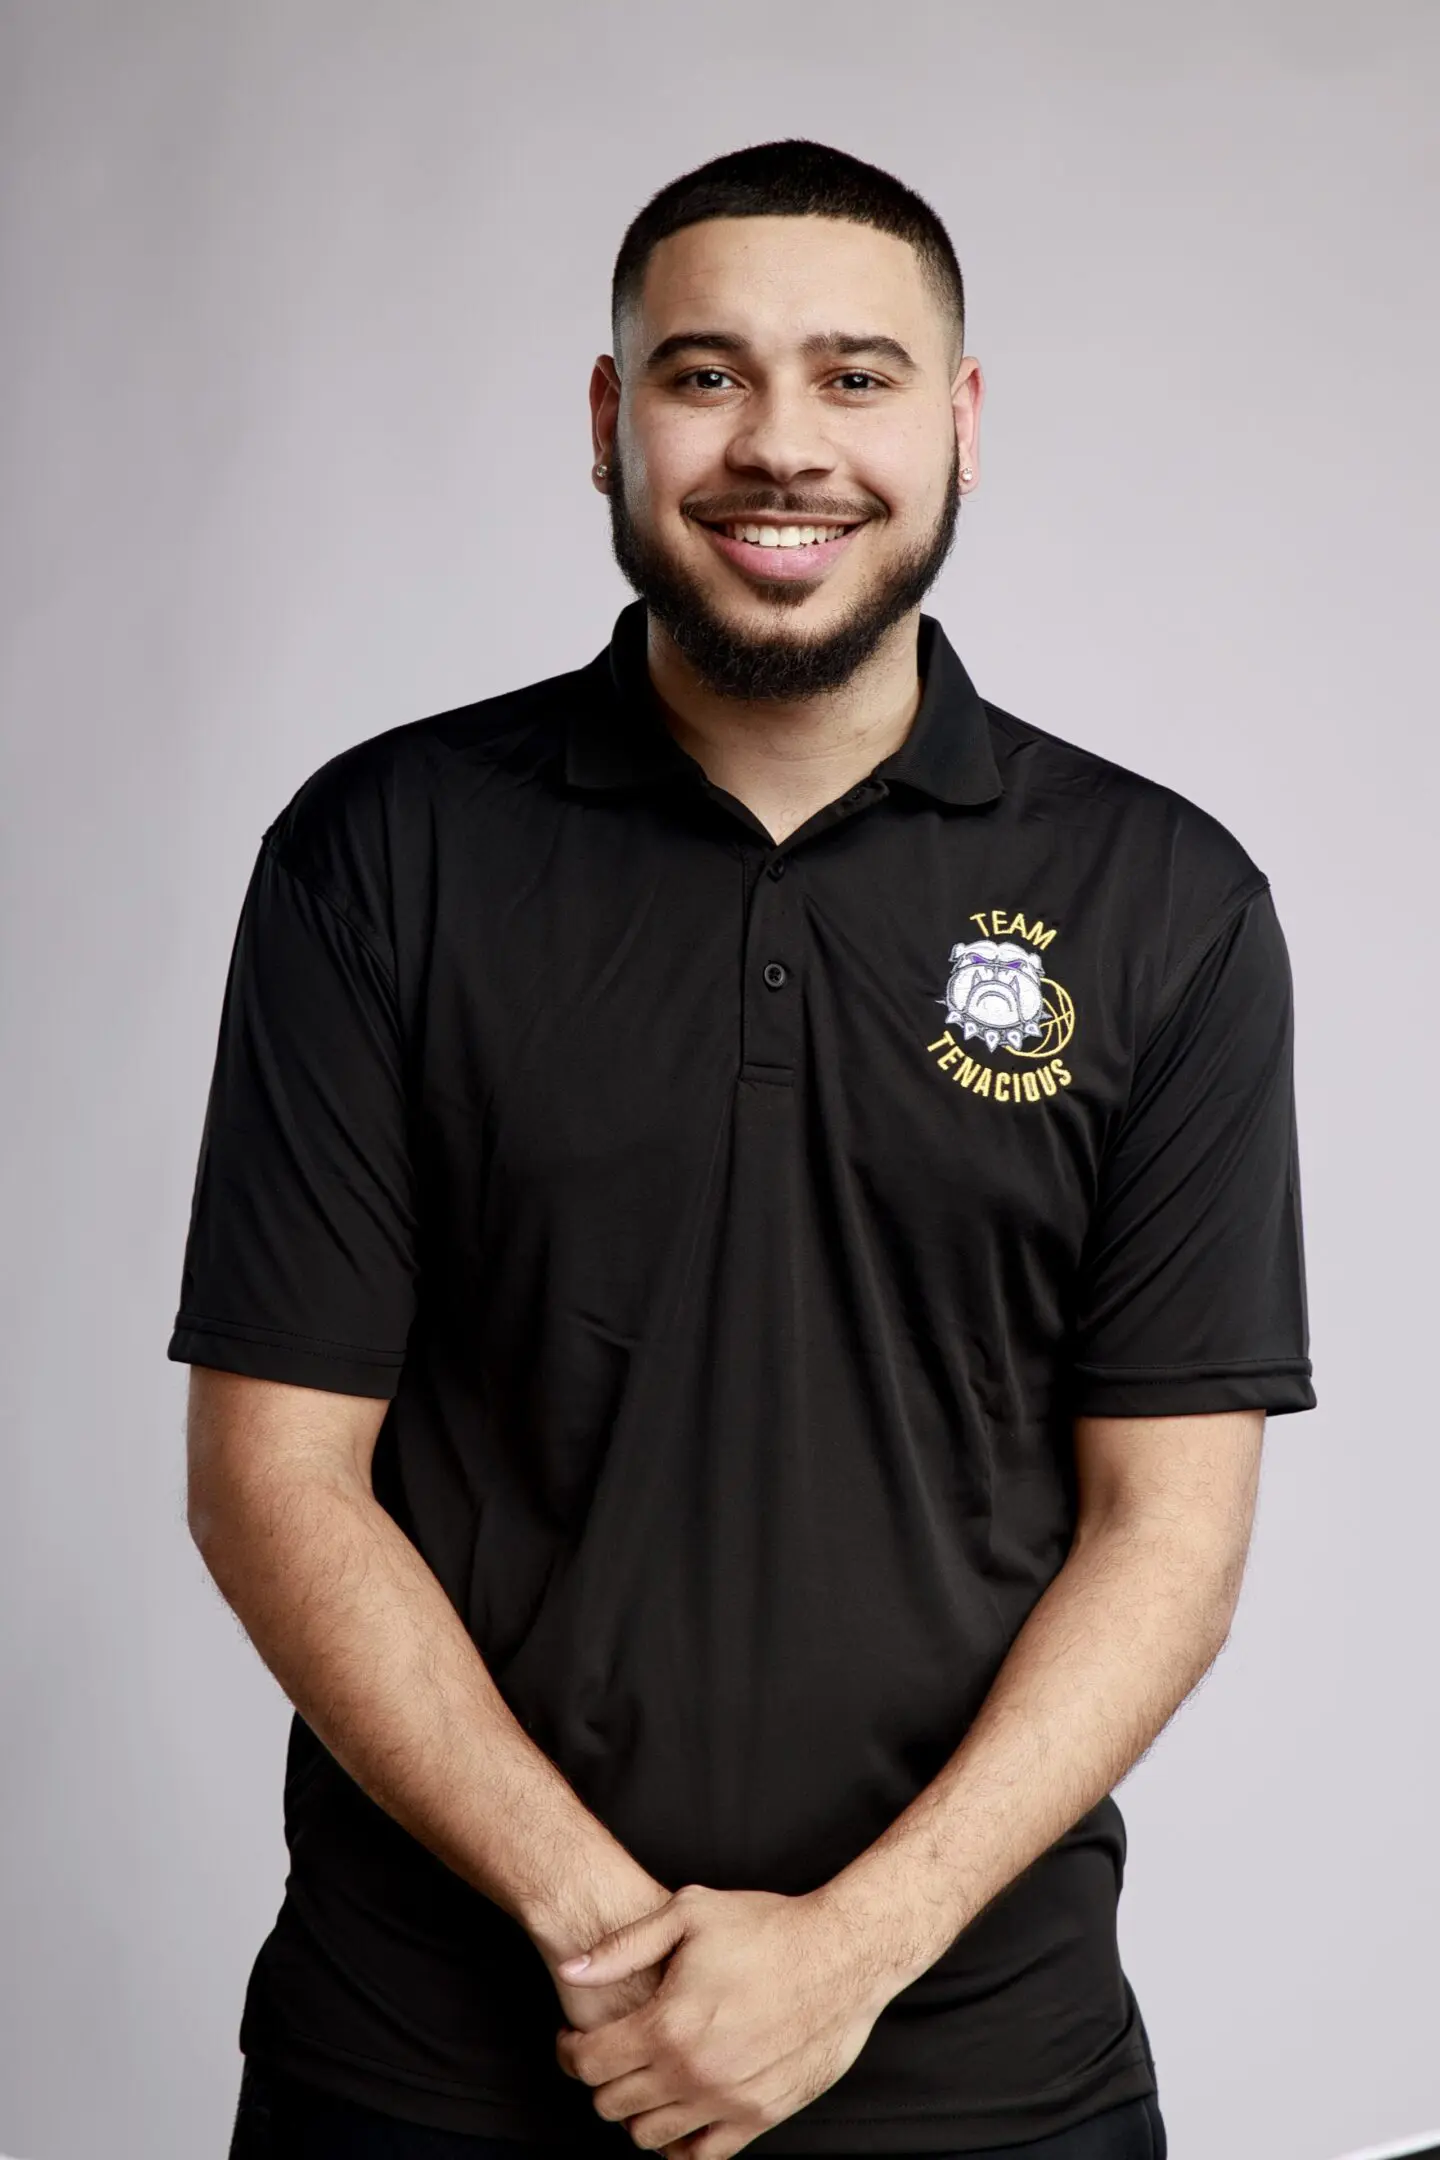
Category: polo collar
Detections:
[{"x1": 564, "y1": 599, "x2": 1002, "y2": 808}]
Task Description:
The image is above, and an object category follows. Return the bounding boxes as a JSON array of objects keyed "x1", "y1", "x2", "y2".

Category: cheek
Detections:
[
  {"x1": 623, "y1": 412, "x2": 714, "y2": 506},
  {"x1": 863, "y1": 477, "x2": 952, "y2": 544},
  {"x1": 869, "y1": 415, "x2": 960, "y2": 496},
  {"x1": 613, "y1": 423, "x2": 677, "y2": 516}
]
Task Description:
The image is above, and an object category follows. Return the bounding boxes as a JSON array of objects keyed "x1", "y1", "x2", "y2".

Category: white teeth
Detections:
[{"x1": 722, "y1": 523, "x2": 849, "y2": 547}]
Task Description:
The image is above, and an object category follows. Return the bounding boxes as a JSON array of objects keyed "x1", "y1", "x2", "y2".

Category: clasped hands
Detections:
[{"x1": 550, "y1": 1882, "x2": 896, "y2": 2159}]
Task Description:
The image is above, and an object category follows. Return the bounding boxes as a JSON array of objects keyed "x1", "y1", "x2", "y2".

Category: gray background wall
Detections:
[{"x1": 2, "y1": 4, "x2": 1435, "y2": 2156}]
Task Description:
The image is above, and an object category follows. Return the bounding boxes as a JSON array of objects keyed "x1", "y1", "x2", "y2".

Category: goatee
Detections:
[{"x1": 604, "y1": 443, "x2": 962, "y2": 702}]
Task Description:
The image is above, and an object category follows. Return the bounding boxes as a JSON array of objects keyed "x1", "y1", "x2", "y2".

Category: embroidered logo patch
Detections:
[{"x1": 926, "y1": 909, "x2": 1075, "y2": 1104}]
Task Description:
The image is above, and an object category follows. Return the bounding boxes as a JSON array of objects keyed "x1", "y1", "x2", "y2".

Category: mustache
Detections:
[{"x1": 684, "y1": 501, "x2": 877, "y2": 525}]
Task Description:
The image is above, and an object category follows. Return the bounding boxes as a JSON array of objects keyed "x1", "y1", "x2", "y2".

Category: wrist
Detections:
[
  {"x1": 808, "y1": 1853, "x2": 958, "y2": 2011},
  {"x1": 524, "y1": 1862, "x2": 671, "y2": 1970}
]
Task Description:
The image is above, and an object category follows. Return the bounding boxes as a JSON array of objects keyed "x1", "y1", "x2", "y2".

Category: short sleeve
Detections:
[
  {"x1": 167, "y1": 835, "x2": 418, "y2": 1398},
  {"x1": 1069, "y1": 883, "x2": 1315, "y2": 1417}
]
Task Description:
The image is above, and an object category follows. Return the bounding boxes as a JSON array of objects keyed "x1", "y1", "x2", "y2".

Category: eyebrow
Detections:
[{"x1": 642, "y1": 329, "x2": 919, "y2": 377}]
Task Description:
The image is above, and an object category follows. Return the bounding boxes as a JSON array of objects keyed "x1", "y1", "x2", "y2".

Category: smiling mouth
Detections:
[
  {"x1": 695, "y1": 518, "x2": 866, "y2": 550},
  {"x1": 691, "y1": 518, "x2": 869, "y2": 583}
]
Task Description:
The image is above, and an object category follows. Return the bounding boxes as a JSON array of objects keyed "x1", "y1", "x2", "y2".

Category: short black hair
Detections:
[{"x1": 611, "y1": 139, "x2": 966, "y2": 376}]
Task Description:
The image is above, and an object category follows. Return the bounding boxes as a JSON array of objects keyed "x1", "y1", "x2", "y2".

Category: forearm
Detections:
[
  {"x1": 819, "y1": 1511, "x2": 1239, "y2": 2007},
  {"x1": 194, "y1": 1465, "x2": 663, "y2": 1960}
]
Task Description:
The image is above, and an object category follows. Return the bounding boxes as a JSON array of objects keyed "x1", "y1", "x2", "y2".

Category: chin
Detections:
[
  {"x1": 728, "y1": 580, "x2": 828, "y2": 613},
  {"x1": 714, "y1": 590, "x2": 840, "y2": 636}
]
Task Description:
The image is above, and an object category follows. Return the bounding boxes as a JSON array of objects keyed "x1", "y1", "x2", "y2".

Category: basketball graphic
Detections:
[{"x1": 1008, "y1": 973, "x2": 1075, "y2": 1059}]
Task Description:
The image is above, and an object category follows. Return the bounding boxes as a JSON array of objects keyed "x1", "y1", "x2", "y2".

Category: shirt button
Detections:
[
  {"x1": 768, "y1": 857, "x2": 787, "y2": 879},
  {"x1": 762, "y1": 961, "x2": 788, "y2": 989}
]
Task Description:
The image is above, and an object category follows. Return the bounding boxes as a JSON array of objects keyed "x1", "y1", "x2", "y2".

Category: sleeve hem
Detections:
[
  {"x1": 1070, "y1": 1360, "x2": 1315, "y2": 1417},
  {"x1": 167, "y1": 1324, "x2": 403, "y2": 1400}
]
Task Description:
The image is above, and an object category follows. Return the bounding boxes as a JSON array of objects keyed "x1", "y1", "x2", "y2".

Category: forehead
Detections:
[{"x1": 629, "y1": 215, "x2": 940, "y2": 361}]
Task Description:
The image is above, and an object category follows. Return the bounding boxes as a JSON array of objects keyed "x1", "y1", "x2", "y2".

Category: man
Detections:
[{"x1": 174, "y1": 138, "x2": 1314, "y2": 2160}]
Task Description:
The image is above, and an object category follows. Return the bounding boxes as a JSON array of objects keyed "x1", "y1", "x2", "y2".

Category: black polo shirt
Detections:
[{"x1": 169, "y1": 598, "x2": 1314, "y2": 2153}]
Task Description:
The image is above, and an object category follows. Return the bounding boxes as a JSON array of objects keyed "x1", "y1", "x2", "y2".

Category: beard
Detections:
[{"x1": 604, "y1": 438, "x2": 962, "y2": 702}]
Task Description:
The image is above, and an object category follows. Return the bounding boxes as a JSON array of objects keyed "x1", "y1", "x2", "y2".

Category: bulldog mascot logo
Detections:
[
  {"x1": 942, "y1": 939, "x2": 1047, "y2": 1052},
  {"x1": 925, "y1": 910, "x2": 1076, "y2": 1106}
]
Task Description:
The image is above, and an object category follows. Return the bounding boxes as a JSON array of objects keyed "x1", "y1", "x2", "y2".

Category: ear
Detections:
[{"x1": 952, "y1": 354, "x2": 984, "y2": 489}]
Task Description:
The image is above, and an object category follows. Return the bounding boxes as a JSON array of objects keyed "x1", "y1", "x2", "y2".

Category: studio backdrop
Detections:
[{"x1": 1, "y1": 5, "x2": 1436, "y2": 2158}]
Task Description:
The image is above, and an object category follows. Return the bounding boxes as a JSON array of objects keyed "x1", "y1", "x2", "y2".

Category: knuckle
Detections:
[
  {"x1": 653, "y1": 2005, "x2": 692, "y2": 2054},
  {"x1": 696, "y1": 2043, "x2": 730, "y2": 2089}
]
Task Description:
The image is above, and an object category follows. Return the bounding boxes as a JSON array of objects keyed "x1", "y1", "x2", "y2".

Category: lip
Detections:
[{"x1": 694, "y1": 519, "x2": 864, "y2": 583}]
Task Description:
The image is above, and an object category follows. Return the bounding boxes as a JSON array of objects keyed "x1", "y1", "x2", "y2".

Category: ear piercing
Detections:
[
  {"x1": 961, "y1": 466, "x2": 974, "y2": 483},
  {"x1": 594, "y1": 462, "x2": 609, "y2": 478}
]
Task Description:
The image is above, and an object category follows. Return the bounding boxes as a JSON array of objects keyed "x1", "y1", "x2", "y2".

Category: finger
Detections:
[
  {"x1": 609, "y1": 2091, "x2": 713, "y2": 2152},
  {"x1": 685, "y1": 2124, "x2": 754, "y2": 2160},
  {"x1": 652, "y1": 2115, "x2": 745, "y2": 2159},
  {"x1": 557, "y1": 1899, "x2": 688, "y2": 1984}
]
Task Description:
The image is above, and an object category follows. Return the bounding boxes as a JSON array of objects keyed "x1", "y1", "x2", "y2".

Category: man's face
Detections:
[{"x1": 595, "y1": 216, "x2": 981, "y2": 702}]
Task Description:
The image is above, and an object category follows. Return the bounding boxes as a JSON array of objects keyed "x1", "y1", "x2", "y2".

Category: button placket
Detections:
[
  {"x1": 733, "y1": 783, "x2": 884, "y2": 1081},
  {"x1": 740, "y1": 853, "x2": 801, "y2": 1078}
]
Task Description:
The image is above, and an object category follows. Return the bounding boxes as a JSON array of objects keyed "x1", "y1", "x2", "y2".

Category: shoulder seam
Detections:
[
  {"x1": 261, "y1": 833, "x2": 397, "y2": 988},
  {"x1": 1149, "y1": 872, "x2": 1271, "y2": 1032}
]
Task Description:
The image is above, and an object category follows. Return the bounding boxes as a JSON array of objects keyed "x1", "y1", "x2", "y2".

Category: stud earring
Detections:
[
  {"x1": 960, "y1": 466, "x2": 974, "y2": 483},
  {"x1": 594, "y1": 462, "x2": 609, "y2": 478}
]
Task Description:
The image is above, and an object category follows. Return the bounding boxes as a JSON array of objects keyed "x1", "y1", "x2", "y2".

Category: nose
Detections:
[{"x1": 723, "y1": 382, "x2": 839, "y2": 486}]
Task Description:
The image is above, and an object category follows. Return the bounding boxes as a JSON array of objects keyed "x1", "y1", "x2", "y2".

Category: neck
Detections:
[{"x1": 644, "y1": 609, "x2": 924, "y2": 820}]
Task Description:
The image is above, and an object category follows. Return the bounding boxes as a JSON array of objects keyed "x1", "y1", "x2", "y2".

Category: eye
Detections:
[
  {"x1": 674, "y1": 369, "x2": 887, "y2": 396},
  {"x1": 678, "y1": 369, "x2": 740, "y2": 393}
]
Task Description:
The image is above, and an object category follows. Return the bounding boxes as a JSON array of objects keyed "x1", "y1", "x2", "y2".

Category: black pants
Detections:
[{"x1": 228, "y1": 2059, "x2": 1168, "y2": 2159}]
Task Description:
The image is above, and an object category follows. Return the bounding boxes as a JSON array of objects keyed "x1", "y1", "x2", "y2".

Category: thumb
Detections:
[{"x1": 556, "y1": 1897, "x2": 689, "y2": 1985}]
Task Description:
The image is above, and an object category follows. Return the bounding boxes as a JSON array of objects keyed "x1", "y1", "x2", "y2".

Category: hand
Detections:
[
  {"x1": 535, "y1": 1876, "x2": 678, "y2": 2039},
  {"x1": 552, "y1": 1938, "x2": 666, "y2": 2040},
  {"x1": 552, "y1": 1882, "x2": 891, "y2": 2158}
]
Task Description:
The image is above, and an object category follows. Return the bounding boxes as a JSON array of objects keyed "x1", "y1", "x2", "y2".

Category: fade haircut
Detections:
[{"x1": 611, "y1": 139, "x2": 966, "y2": 378}]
